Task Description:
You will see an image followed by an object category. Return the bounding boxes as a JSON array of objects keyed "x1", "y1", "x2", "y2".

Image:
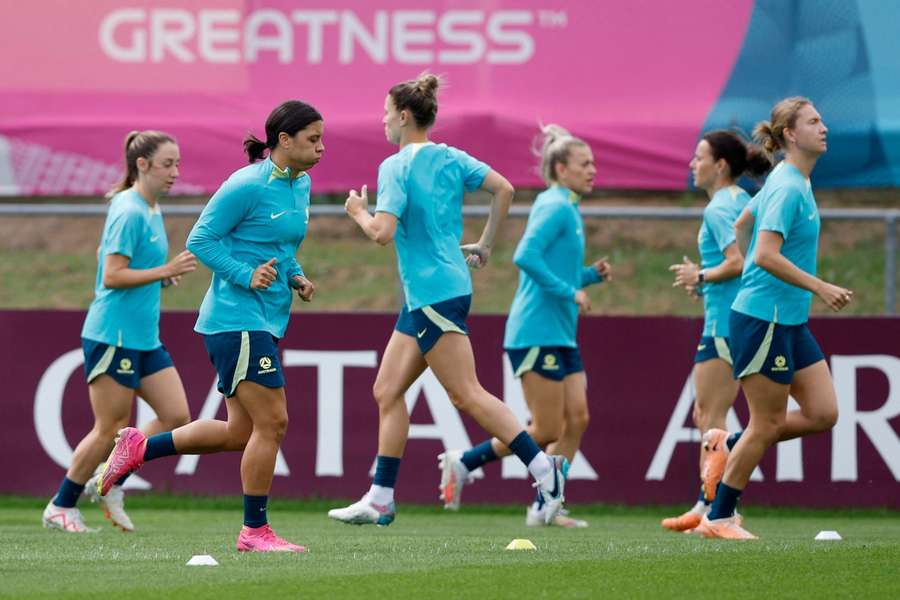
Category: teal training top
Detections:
[
  {"x1": 732, "y1": 162, "x2": 820, "y2": 325},
  {"x1": 504, "y1": 186, "x2": 603, "y2": 349},
  {"x1": 375, "y1": 142, "x2": 490, "y2": 310},
  {"x1": 698, "y1": 185, "x2": 751, "y2": 337},
  {"x1": 187, "y1": 158, "x2": 308, "y2": 338},
  {"x1": 82, "y1": 189, "x2": 168, "y2": 350}
]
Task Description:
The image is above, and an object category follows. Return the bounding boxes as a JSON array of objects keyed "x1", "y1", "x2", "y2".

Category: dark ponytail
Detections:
[
  {"x1": 243, "y1": 100, "x2": 323, "y2": 163},
  {"x1": 702, "y1": 129, "x2": 771, "y2": 180},
  {"x1": 107, "y1": 130, "x2": 176, "y2": 198},
  {"x1": 388, "y1": 72, "x2": 441, "y2": 129}
]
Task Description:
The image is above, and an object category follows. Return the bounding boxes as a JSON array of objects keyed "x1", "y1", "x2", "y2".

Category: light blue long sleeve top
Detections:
[
  {"x1": 698, "y1": 185, "x2": 751, "y2": 337},
  {"x1": 187, "y1": 158, "x2": 308, "y2": 338},
  {"x1": 504, "y1": 186, "x2": 603, "y2": 349},
  {"x1": 81, "y1": 189, "x2": 168, "y2": 350}
]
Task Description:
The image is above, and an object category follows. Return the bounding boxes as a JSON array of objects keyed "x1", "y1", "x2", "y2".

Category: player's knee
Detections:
[
  {"x1": 814, "y1": 405, "x2": 838, "y2": 432},
  {"x1": 751, "y1": 414, "x2": 784, "y2": 445},
  {"x1": 692, "y1": 403, "x2": 703, "y2": 429},
  {"x1": 161, "y1": 411, "x2": 191, "y2": 431},
  {"x1": 256, "y1": 411, "x2": 289, "y2": 442},
  {"x1": 271, "y1": 413, "x2": 289, "y2": 442},
  {"x1": 567, "y1": 408, "x2": 590, "y2": 435},
  {"x1": 96, "y1": 416, "x2": 130, "y2": 439},
  {"x1": 445, "y1": 382, "x2": 483, "y2": 412},
  {"x1": 530, "y1": 423, "x2": 561, "y2": 447},
  {"x1": 373, "y1": 380, "x2": 402, "y2": 409}
]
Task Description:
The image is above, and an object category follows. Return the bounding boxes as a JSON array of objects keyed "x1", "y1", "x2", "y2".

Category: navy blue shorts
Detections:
[
  {"x1": 729, "y1": 310, "x2": 824, "y2": 384},
  {"x1": 395, "y1": 295, "x2": 471, "y2": 354},
  {"x1": 694, "y1": 336, "x2": 733, "y2": 365},
  {"x1": 506, "y1": 346, "x2": 584, "y2": 382},
  {"x1": 82, "y1": 338, "x2": 173, "y2": 389},
  {"x1": 203, "y1": 331, "x2": 284, "y2": 397}
]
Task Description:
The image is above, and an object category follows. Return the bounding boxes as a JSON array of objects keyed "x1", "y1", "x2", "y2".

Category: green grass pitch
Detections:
[{"x1": 2, "y1": 497, "x2": 898, "y2": 599}]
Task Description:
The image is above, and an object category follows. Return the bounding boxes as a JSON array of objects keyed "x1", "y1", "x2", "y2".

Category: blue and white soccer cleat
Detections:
[
  {"x1": 526, "y1": 505, "x2": 589, "y2": 528},
  {"x1": 328, "y1": 495, "x2": 396, "y2": 526},
  {"x1": 533, "y1": 455, "x2": 569, "y2": 525}
]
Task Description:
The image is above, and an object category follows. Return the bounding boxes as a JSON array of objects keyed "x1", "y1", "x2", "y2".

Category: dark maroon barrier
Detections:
[{"x1": 3, "y1": 309, "x2": 898, "y2": 507}]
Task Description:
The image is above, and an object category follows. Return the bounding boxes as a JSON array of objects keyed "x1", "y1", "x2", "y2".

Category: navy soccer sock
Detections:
[
  {"x1": 373, "y1": 455, "x2": 401, "y2": 489},
  {"x1": 508, "y1": 431, "x2": 541, "y2": 467},
  {"x1": 53, "y1": 477, "x2": 85, "y2": 508},
  {"x1": 143, "y1": 432, "x2": 178, "y2": 462},
  {"x1": 460, "y1": 440, "x2": 498, "y2": 472},
  {"x1": 243, "y1": 494, "x2": 268, "y2": 528},
  {"x1": 707, "y1": 482, "x2": 743, "y2": 520}
]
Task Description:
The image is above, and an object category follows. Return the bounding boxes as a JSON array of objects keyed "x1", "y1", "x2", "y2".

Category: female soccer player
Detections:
[
  {"x1": 328, "y1": 74, "x2": 568, "y2": 526},
  {"x1": 99, "y1": 101, "x2": 322, "y2": 552},
  {"x1": 42, "y1": 131, "x2": 196, "y2": 533},
  {"x1": 661, "y1": 130, "x2": 769, "y2": 532},
  {"x1": 695, "y1": 98, "x2": 852, "y2": 539},
  {"x1": 437, "y1": 125, "x2": 610, "y2": 528}
]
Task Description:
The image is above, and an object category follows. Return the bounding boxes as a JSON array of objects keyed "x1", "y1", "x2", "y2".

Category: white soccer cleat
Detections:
[
  {"x1": 85, "y1": 474, "x2": 134, "y2": 532},
  {"x1": 328, "y1": 496, "x2": 396, "y2": 526},
  {"x1": 533, "y1": 455, "x2": 569, "y2": 525},
  {"x1": 526, "y1": 505, "x2": 589, "y2": 528},
  {"x1": 42, "y1": 501, "x2": 98, "y2": 533},
  {"x1": 438, "y1": 450, "x2": 473, "y2": 511}
]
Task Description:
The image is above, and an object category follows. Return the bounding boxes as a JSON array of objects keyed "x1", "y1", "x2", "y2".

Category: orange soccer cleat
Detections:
[
  {"x1": 701, "y1": 429, "x2": 730, "y2": 501},
  {"x1": 693, "y1": 514, "x2": 757, "y2": 540},
  {"x1": 661, "y1": 507, "x2": 705, "y2": 532}
]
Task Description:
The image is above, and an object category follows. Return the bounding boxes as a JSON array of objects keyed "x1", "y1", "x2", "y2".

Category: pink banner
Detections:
[
  {"x1": 3, "y1": 309, "x2": 898, "y2": 508},
  {"x1": 0, "y1": 1, "x2": 753, "y2": 195}
]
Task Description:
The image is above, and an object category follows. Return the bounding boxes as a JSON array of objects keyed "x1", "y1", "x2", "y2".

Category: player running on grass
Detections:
[
  {"x1": 438, "y1": 125, "x2": 610, "y2": 528},
  {"x1": 98, "y1": 101, "x2": 321, "y2": 552},
  {"x1": 661, "y1": 130, "x2": 769, "y2": 532},
  {"x1": 695, "y1": 98, "x2": 852, "y2": 539},
  {"x1": 42, "y1": 131, "x2": 196, "y2": 533},
  {"x1": 328, "y1": 73, "x2": 569, "y2": 527}
]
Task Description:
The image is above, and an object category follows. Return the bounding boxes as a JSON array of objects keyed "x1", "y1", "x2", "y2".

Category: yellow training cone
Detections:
[{"x1": 505, "y1": 538, "x2": 537, "y2": 550}]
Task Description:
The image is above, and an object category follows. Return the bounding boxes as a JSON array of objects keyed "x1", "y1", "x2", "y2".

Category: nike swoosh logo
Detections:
[
  {"x1": 417, "y1": 329, "x2": 427, "y2": 339},
  {"x1": 697, "y1": 345, "x2": 706, "y2": 350},
  {"x1": 149, "y1": 235, "x2": 160, "y2": 242},
  {"x1": 549, "y1": 464, "x2": 561, "y2": 498},
  {"x1": 808, "y1": 213, "x2": 816, "y2": 220},
  {"x1": 271, "y1": 211, "x2": 288, "y2": 220}
]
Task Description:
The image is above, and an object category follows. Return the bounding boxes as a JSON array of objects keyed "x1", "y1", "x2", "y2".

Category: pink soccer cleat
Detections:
[
  {"x1": 236, "y1": 524, "x2": 307, "y2": 553},
  {"x1": 98, "y1": 427, "x2": 147, "y2": 497}
]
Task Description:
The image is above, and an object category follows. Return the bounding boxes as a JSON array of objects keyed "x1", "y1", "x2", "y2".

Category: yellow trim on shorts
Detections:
[
  {"x1": 738, "y1": 321, "x2": 775, "y2": 378},
  {"x1": 230, "y1": 331, "x2": 250, "y2": 396},
  {"x1": 514, "y1": 346, "x2": 541, "y2": 378},
  {"x1": 714, "y1": 336, "x2": 733, "y2": 366},
  {"x1": 87, "y1": 345, "x2": 116, "y2": 383},
  {"x1": 421, "y1": 305, "x2": 465, "y2": 335}
]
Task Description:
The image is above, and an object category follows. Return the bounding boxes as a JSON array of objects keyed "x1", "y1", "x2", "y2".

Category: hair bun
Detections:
[
  {"x1": 415, "y1": 73, "x2": 441, "y2": 97},
  {"x1": 541, "y1": 124, "x2": 571, "y2": 146}
]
